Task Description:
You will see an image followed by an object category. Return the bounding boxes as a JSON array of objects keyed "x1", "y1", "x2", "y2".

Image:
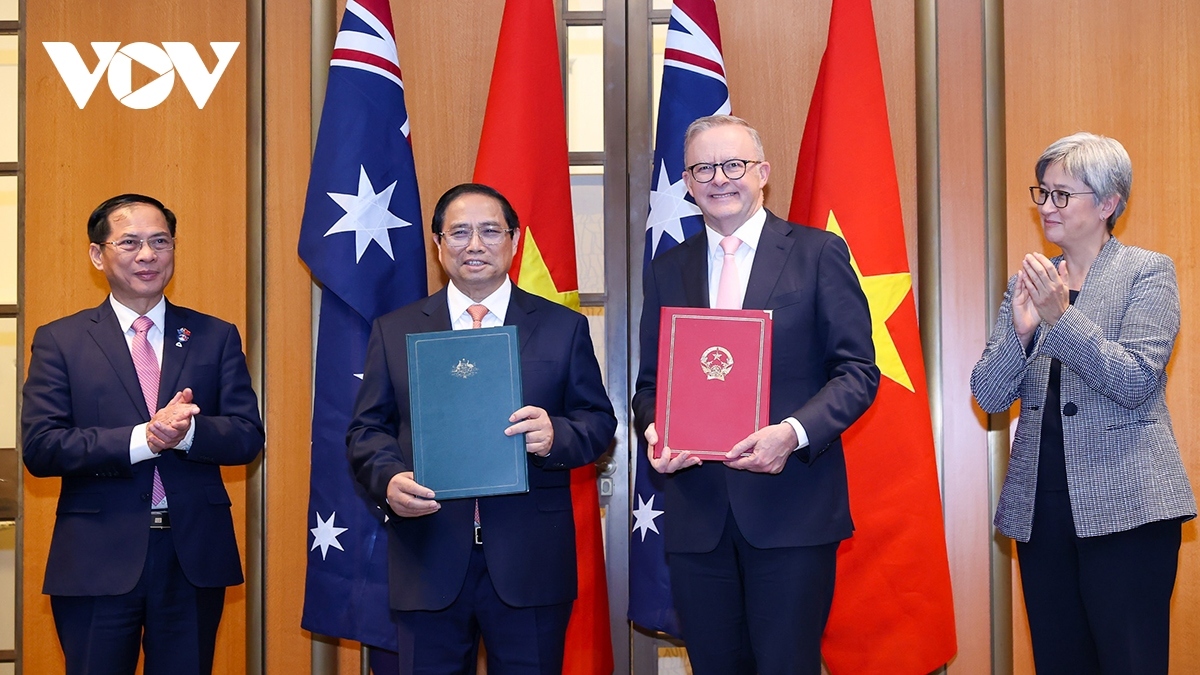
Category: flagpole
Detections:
[
  {"x1": 983, "y1": 0, "x2": 1014, "y2": 672},
  {"x1": 309, "y1": 1, "x2": 337, "y2": 674}
]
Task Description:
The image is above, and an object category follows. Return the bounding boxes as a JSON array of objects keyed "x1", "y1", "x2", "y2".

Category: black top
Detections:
[{"x1": 1036, "y1": 290, "x2": 1080, "y2": 493}]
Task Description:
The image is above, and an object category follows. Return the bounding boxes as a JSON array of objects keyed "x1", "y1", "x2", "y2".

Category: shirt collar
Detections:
[
  {"x1": 446, "y1": 278, "x2": 512, "y2": 325},
  {"x1": 705, "y1": 206, "x2": 766, "y2": 258},
  {"x1": 109, "y1": 295, "x2": 167, "y2": 334}
]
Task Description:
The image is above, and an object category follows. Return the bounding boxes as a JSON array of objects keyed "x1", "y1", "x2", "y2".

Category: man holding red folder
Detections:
[{"x1": 632, "y1": 115, "x2": 879, "y2": 675}]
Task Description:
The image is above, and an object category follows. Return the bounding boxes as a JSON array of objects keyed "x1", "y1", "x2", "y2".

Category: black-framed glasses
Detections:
[
  {"x1": 438, "y1": 225, "x2": 514, "y2": 249},
  {"x1": 1029, "y1": 186, "x2": 1095, "y2": 209},
  {"x1": 686, "y1": 159, "x2": 764, "y2": 184},
  {"x1": 103, "y1": 235, "x2": 175, "y2": 253}
]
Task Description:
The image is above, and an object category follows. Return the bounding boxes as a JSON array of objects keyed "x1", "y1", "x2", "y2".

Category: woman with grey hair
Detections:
[{"x1": 971, "y1": 132, "x2": 1195, "y2": 674}]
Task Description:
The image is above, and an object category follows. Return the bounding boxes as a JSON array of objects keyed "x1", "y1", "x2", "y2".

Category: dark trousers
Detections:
[
  {"x1": 50, "y1": 528, "x2": 226, "y2": 675},
  {"x1": 394, "y1": 544, "x2": 573, "y2": 675},
  {"x1": 668, "y1": 510, "x2": 838, "y2": 675},
  {"x1": 1017, "y1": 490, "x2": 1182, "y2": 675}
]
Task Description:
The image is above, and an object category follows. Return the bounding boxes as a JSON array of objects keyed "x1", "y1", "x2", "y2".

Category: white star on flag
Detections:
[
  {"x1": 324, "y1": 165, "x2": 414, "y2": 262},
  {"x1": 646, "y1": 160, "x2": 701, "y2": 255},
  {"x1": 310, "y1": 511, "x2": 349, "y2": 560},
  {"x1": 631, "y1": 493, "x2": 665, "y2": 542}
]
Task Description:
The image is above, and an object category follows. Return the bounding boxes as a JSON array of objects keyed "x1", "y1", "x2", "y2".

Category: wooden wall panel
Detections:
[
  {"x1": 24, "y1": 1, "x2": 249, "y2": 672},
  {"x1": 936, "y1": 0, "x2": 992, "y2": 671},
  {"x1": 1005, "y1": 0, "x2": 1200, "y2": 671},
  {"x1": 263, "y1": 0, "x2": 312, "y2": 672},
  {"x1": 397, "y1": 0, "x2": 506, "y2": 294}
]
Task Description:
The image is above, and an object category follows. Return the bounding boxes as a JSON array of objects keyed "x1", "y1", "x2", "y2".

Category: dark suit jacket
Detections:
[
  {"x1": 22, "y1": 299, "x2": 265, "y2": 596},
  {"x1": 633, "y1": 211, "x2": 879, "y2": 553},
  {"x1": 346, "y1": 286, "x2": 616, "y2": 612}
]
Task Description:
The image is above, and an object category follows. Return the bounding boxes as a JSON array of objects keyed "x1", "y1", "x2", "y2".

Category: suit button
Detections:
[
  {"x1": 1063, "y1": 402, "x2": 1078, "y2": 417},
  {"x1": 140, "y1": 492, "x2": 151, "y2": 501}
]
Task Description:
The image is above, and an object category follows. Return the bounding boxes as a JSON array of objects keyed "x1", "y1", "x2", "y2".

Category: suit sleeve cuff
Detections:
[{"x1": 783, "y1": 417, "x2": 809, "y2": 451}]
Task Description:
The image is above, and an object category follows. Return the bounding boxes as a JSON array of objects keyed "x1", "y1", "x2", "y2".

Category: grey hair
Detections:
[
  {"x1": 683, "y1": 115, "x2": 766, "y2": 162},
  {"x1": 1035, "y1": 132, "x2": 1132, "y2": 232}
]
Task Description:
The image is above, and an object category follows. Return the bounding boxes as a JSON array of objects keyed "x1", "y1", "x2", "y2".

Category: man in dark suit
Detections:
[
  {"x1": 632, "y1": 115, "x2": 879, "y2": 675},
  {"x1": 21, "y1": 193, "x2": 265, "y2": 675},
  {"x1": 346, "y1": 183, "x2": 616, "y2": 674}
]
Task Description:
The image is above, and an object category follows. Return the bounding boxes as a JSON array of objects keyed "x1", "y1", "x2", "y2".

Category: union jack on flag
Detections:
[
  {"x1": 299, "y1": 0, "x2": 427, "y2": 651},
  {"x1": 630, "y1": 0, "x2": 730, "y2": 636}
]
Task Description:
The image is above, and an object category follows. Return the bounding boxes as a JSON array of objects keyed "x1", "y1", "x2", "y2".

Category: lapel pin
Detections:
[{"x1": 176, "y1": 327, "x2": 191, "y2": 348}]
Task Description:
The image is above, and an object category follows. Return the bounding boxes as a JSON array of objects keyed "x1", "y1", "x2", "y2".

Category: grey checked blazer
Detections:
[{"x1": 971, "y1": 236, "x2": 1195, "y2": 542}]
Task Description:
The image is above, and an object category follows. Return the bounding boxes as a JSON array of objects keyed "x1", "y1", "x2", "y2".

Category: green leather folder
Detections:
[{"x1": 407, "y1": 326, "x2": 528, "y2": 499}]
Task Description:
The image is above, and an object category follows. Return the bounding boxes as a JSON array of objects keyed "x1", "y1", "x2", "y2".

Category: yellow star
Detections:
[{"x1": 823, "y1": 210, "x2": 914, "y2": 392}]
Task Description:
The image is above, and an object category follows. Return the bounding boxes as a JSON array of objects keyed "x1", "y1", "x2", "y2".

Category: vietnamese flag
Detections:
[
  {"x1": 790, "y1": 0, "x2": 957, "y2": 672},
  {"x1": 473, "y1": 1, "x2": 613, "y2": 673}
]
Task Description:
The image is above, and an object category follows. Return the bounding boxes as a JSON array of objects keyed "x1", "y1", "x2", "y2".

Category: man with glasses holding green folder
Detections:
[{"x1": 347, "y1": 183, "x2": 616, "y2": 675}]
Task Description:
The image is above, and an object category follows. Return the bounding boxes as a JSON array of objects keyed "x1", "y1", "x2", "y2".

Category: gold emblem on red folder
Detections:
[{"x1": 700, "y1": 346, "x2": 734, "y2": 381}]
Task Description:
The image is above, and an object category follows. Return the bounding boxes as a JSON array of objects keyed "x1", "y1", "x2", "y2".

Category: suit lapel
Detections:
[
  {"x1": 419, "y1": 288, "x2": 454, "y2": 331},
  {"x1": 87, "y1": 301, "x2": 152, "y2": 421},
  {"x1": 159, "y1": 302, "x2": 189, "y2": 408},
  {"x1": 679, "y1": 234, "x2": 710, "y2": 308},
  {"x1": 505, "y1": 287, "x2": 542, "y2": 356},
  {"x1": 743, "y1": 212, "x2": 794, "y2": 310}
]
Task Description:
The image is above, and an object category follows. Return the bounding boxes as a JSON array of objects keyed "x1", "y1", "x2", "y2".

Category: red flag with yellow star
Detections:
[
  {"x1": 789, "y1": 0, "x2": 956, "y2": 672},
  {"x1": 474, "y1": 1, "x2": 612, "y2": 673}
]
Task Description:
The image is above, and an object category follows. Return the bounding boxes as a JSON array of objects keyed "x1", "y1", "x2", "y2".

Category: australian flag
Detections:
[
  {"x1": 298, "y1": 0, "x2": 427, "y2": 651},
  {"x1": 630, "y1": 0, "x2": 730, "y2": 636}
]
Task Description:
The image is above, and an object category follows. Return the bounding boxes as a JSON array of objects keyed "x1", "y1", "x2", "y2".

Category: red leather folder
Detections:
[{"x1": 653, "y1": 307, "x2": 772, "y2": 461}]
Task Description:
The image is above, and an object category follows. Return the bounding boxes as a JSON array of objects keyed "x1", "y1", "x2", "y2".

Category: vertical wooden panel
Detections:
[
  {"x1": 936, "y1": 0, "x2": 993, "y2": 671},
  {"x1": 24, "y1": 2, "x2": 249, "y2": 672},
  {"x1": 1005, "y1": 1, "x2": 1200, "y2": 672},
  {"x1": 262, "y1": 0, "x2": 312, "y2": 672},
  {"x1": 396, "y1": 0, "x2": 505, "y2": 294}
]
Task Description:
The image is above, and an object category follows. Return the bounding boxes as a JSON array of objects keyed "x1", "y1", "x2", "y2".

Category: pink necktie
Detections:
[
  {"x1": 715, "y1": 235, "x2": 742, "y2": 309},
  {"x1": 465, "y1": 304, "x2": 489, "y2": 529},
  {"x1": 132, "y1": 316, "x2": 166, "y2": 507},
  {"x1": 467, "y1": 304, "x2": 488, "y2": 329}
]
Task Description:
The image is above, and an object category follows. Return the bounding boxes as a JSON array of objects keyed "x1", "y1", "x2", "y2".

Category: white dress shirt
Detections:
[{"x1": 446, "y1": 278, "x2": 512, "y2": 330}]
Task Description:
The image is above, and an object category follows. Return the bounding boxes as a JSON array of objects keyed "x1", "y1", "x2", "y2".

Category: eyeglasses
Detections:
[
  {"x1": 685, "y1": 159, "x2": 764, "y2": 184},
  {"x1": 103, "y1": 235, "x2": 176, "y2": 253},
  {"x1": 438, "y1": 225, "x2": 514, "y2": 249},
  {"x1": 1029, "y1": 187, "x2": 1095, "y2": 209}
]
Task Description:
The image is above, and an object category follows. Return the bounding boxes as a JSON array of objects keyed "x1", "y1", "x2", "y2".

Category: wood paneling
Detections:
[
  {"x1": 1005, "y1": 1, "x2": 1200, "y2": 671},
  {"x1": 397, "y1": 0, "x2": 506, "y2": 294},
  {"x1": 263, "y1": 0, "x2": 312, "y2": 672},
  {"x1": 24, "y1": 2, "x2": 249, "y2": 672},
  {"x1": 936, "y1": 0, "x2": 992, "y2": 671}
]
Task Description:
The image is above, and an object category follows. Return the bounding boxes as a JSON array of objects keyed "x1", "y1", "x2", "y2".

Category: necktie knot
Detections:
[
  {"x1": 467, "y1": 304, "x2": 489, "y2": 329},
  {"x1": 133, "y1": 315, "x2": 154, "y2": 336},
  {"x1": 720, "y1": 235, "x2": 741, "y2": 257}
]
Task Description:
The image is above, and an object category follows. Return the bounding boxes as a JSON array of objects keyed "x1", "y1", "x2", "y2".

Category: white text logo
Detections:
[{"x1": 43, "y1": 42, "x2": 240, "y2": 109}]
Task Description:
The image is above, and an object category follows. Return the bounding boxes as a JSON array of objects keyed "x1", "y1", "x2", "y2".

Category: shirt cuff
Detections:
[
  {"x1": 175, "y1": 419, "x2": 196, "y2": 452},
  {"x1": 129, "y1": 418, "x2": 196, "y2": 462},
  {"x1": 129, "y1": 424, "x2": 157, "y2": 464},
  {"x1": 783, "y1": 417, "x2": 809, "y2": 452}
]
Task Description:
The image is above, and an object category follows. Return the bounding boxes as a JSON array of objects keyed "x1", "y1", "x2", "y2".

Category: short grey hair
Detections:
[
  {"x1": 1035, "y1": 132, "x2": 1132, "y2": 231},
  {"x1": 683, "y1": 115, "x2": 766, "y2": 162}
]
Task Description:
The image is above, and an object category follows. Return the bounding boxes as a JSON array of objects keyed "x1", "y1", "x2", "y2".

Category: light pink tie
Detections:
[
  {"x1": 715, "y1": 235, "x2": 742, "y2": 309},
  {"x1": 465, "y1": 304, "x2": 489, "y2": 530},
  {"x1": 132, "y1": 316, "x2": 166, "y2": 507},
  {"x1": 467, "y1": 304, "x2": 488, "y2": 329}
]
